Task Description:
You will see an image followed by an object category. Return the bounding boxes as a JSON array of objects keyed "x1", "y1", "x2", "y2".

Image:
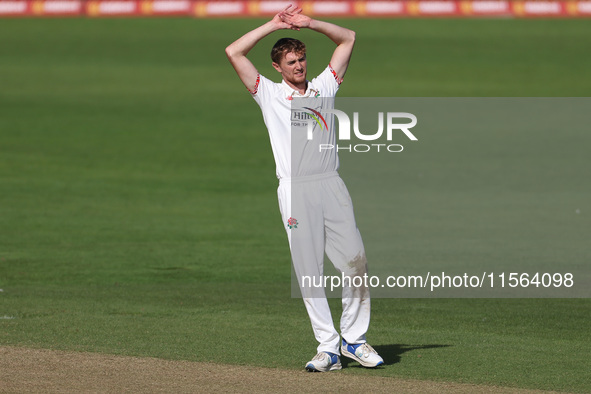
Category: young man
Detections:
[{"x1": 225, "y1": 5, "x2": 383, "y2": 372}]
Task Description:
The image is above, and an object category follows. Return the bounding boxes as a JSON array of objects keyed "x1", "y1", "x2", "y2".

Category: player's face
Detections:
[{"x1": 274, "y1": 51, "x2": 307, "y2": 87}]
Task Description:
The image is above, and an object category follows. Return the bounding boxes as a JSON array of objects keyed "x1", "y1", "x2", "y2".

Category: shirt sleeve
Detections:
[
  {"x1": 251, "y1": 74, "x2": 275, "y2": 107},
  {"x1": 311, "y1": 64, "x2": 342, "y2": 98}
]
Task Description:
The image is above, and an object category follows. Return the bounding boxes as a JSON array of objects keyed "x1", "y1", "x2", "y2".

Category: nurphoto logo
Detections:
[{"x1": 303, "y1": 108, "x2": 418, "y2": 153}]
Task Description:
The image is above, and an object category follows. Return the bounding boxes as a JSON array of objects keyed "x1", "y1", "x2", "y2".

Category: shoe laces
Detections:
[
  {"x1": 357, "y1": 343, "x2": 377, "y2": 358},
  {"x1": 311, "y1": 352, "x2": 328, "y2": 362}
]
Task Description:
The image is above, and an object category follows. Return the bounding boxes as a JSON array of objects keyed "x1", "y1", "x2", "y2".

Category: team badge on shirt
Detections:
[{"x1": 287, "y1": 217, "x2": 299, "y2": 229}]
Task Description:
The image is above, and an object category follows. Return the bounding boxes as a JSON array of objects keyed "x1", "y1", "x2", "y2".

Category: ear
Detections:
[{"x1": 272, "y1": 62, "x2": 282, "y2": 73}]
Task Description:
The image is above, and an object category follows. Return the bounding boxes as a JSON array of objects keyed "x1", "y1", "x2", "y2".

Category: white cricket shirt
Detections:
[{"x1": 251, "y1": 65, "x2": 342, "y2": 180}]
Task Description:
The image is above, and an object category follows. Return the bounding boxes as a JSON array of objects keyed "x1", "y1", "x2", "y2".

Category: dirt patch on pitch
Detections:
[{"x1": 0, "y1": 347, "x2": 557, "y2": 393}]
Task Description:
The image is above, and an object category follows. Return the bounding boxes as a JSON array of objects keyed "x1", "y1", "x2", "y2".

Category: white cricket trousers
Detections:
[{"x1": 277, "y1": 171, "x2": 371, "y2": 355}]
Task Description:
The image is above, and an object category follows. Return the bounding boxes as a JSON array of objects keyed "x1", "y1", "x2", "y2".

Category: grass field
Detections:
[{"x1": 1, "y1": 18, "x2": 590, "y2": 392}]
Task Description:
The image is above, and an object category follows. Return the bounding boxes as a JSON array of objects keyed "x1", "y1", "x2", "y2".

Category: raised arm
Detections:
[
  {"x1": 225, "y1": 6, "x2": 298, "y2": 92},
  {"x1": 280, "y1": 8, "x2": 356, "y2": 80}
]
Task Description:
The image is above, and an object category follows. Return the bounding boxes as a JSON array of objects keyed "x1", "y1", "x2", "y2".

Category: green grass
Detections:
[{"x1": 1, "y1": 18, "x2": 590, "y2": 392}]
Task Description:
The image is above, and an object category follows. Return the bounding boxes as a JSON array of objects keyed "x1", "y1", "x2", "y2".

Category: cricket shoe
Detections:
[
  {"x1": 341, "y1": 339, "x2": 384, "y2": 368},
  {"x1": 305, "y1": 352, "x2": 342, "y2": 372}
]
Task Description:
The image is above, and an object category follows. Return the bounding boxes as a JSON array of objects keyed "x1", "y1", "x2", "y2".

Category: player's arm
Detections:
[
  {"x1": 281, "y1": 8, "x2": 356, "y2": 80},
  {"x1": 225, "y1": 5, "x2": 298, "y2": 92}
]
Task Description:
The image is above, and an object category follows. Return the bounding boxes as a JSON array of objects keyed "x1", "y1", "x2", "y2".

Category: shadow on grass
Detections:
[{"x1": 341, "y1": 344, "x2": 451, "y2": 368}]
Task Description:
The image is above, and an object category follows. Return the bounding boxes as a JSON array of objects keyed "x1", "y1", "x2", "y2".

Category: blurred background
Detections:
[{"x1": 2, "y1": 0, "x2": 591, "y2": 18}]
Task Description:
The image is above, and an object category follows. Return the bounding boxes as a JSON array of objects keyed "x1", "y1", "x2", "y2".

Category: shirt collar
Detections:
[{"x1": 281, "y1": 79, "x2": 318, "y2": 100}]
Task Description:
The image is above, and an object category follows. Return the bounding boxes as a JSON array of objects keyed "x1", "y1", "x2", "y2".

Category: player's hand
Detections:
[
  {"x1": 271, "y1": 4, "x2": 301, "y2": 30},
  {"x1": 280, "y1": 6, "x2": 312, "y2": 29}
]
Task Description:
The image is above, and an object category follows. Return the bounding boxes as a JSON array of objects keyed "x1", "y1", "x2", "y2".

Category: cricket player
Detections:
[{"x1": 225, "y1": 5, "x2": 383, "y2": 372}]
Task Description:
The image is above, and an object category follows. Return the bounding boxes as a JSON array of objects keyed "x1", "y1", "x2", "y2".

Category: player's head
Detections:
[{"x1": 271, "y1": 38, "x2": 307, "y2": 86}]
